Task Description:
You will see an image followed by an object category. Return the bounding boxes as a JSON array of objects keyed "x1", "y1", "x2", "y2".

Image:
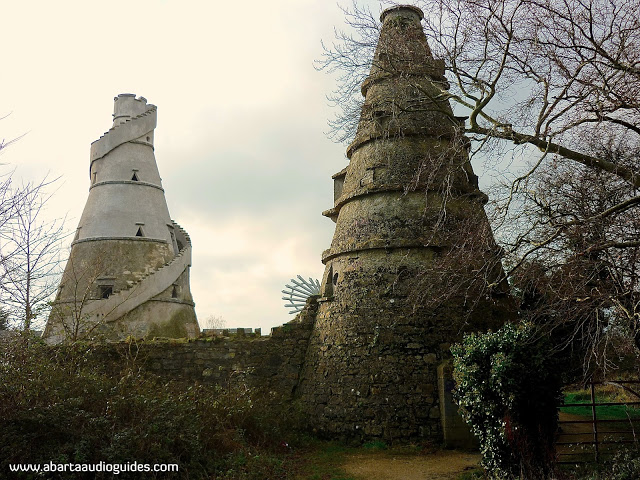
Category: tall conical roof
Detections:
[
  {"x1": 298, "y1": 5, "x2": 510, "y2": 443},
  {"x1": 363, "y1": 5, "x2": 439, "y2": 92},
  {"x1": 347, "y1": 5, "x2": 454, "y2": 159}
]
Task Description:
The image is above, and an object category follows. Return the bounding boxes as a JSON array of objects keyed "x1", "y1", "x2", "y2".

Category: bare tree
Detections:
[
  {"x1": 0, "y1": 308, "x2": 9, "y2": 331},
  {"x1": 0, "y1": 178, "x2": 66, "y2": 332},
  {"x1": 507, "y1": 141, "x2": 640, "y2": 373},
  {"x1": 323, "y1": 0, "x2": 640, "y2": 182},
  {"x1": 46, "y1": 245, "x2": 110, "y2": 342},
  {"x1": 202, "y1": 314, "x2": 226, "y2": 330},
  {"x1": 0, "y1": 118, "x2": 65, "y2": 332},
  {"x1": 0, "y1": 170, "x2": 19, "y2": 238},
  {"x1": 0, "y1": 113, "x2": 26, "y2": 158},
  {"x1": 0, "y1": 123, "x2": 27, "y2": 242}
]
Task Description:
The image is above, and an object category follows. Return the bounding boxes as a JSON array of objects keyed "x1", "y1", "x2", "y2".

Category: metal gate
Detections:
[{"x1": 557, "y1": 381, "x2": 640, "y2": 464}]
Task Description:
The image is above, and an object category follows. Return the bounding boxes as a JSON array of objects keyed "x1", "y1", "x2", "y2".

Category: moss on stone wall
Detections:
[
  {"x1": 147, "y1": 309, "x2": 194, "y2": 339},
  {"x1": 57, "y1": 239, "x2": 174, "y2": 296}
]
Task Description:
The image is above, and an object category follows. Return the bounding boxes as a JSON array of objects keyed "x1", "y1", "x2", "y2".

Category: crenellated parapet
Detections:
[{"x1": 112, "y1": 94, "x2": 152, "y2": 124}]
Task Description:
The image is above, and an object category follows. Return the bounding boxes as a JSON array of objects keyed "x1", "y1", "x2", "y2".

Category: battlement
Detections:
[
  {"x1": 201, "y1": 328, "x2": 262, "y2": 337},
  {"x1": 113, "y1": 93, "x2": 155, "y2": 126}
]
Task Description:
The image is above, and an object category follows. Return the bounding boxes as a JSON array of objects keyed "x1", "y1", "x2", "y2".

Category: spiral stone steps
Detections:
[{"x1": 81, "y1": 220, "x2": 192, "y2": 324}]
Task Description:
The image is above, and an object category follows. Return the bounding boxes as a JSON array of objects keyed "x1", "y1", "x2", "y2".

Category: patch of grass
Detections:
[
  {"x1": 557, "y1": 449, "x2": 640, "y2": 480},
  {"x1": 557, "y1": 462, "x2": 600, "y2": 479},
  {"x1": 363, "y1": 440, "x2": 388, "y2": 450},
  {"x1": 562, "y1": 391, "x2": 640, "y2": 420},
  {"x1": 294, "y1": 441, "x2": 358, "y2": 480},
  {"x1": 456, "y1": 467, "x2": 485, "y2": 480}
]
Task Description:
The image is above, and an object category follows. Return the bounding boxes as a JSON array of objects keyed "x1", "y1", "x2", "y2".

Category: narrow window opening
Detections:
[
  {"x1": 99, "y1": 285, "x2": 113, "y2": 299},
  {"x1": 92, "y1": 172, "x2": 97, "y2": 184},
  {"x1": 136, "y1": 227, "x2": 144, "y2": 237},
  {"x1": 131, "y1": 172, "x2": 139, "y2": 181},
  {"x1": 146, "y1": 136, "x2": 150, "y2": 141},
  {"x1": 323, "y1": 265, "x2": 334, "y2": 297},
  {"x1": 170, "y1": 230, "x2": 179, "y2": 254},
  {"x1": 171, "y1": 285, "x2": 178, "y2": 299},
  {"x1": 333, "y1": 272, "x2": 339, "y2": 285}
]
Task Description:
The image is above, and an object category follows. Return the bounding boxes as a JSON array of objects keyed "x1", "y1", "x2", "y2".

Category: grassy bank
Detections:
[{"x1": 562, "y1": 387, "x2": 640, "y2": 420}]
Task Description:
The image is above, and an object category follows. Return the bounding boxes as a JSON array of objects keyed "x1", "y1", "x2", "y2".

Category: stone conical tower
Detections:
[
  {"x1": 298, "y1": 6, "x2": 510, "y2": 441},
  {"x1": 44, "y1": 94, "x2": 199, "y2": 343}
]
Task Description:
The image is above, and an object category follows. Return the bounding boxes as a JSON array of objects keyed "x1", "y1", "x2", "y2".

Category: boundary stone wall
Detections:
[
  {"x1": 89, "y1": 299, "x2": 318, "y2": 401},
  {"x1": 36, "y1": 297, "x2": 474, "y2": 445}
]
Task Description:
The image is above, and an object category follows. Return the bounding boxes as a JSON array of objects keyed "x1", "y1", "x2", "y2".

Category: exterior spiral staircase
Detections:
[{"x1": 81, "y1": 220, "x2": 192, "y2": 324}]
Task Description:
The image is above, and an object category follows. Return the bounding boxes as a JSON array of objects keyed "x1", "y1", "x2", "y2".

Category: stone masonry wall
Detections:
[
  {"x1": 57, "y1": 296, "x2": 472, "y2": 445},
  {"x1": 90, "y1": 299, "x2": 317, "y2": 401},
  {"x1": 297, "y1": 250, "x2": 459, "y2": 443}
]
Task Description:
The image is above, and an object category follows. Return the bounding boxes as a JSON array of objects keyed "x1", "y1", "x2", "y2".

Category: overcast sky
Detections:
[{"x1": 1, "y1": 0, "x2": 390, "y2": 333}]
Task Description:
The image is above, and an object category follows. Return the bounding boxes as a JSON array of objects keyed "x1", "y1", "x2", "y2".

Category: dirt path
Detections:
[{"x1": 341, "y1": 449, "x2": 481, "y2": 480}]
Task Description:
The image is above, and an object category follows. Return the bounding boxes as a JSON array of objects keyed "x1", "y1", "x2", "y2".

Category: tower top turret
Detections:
[
  {"x1": 361, "y1": 3, "x2": 441, "y2": 99},
  {"x1": 112, "y1": 93, "x2": 154, "y2": 126},
  {"x1": 348, "y1": 4, "x2": 449, "y2": 159},
  {"x1": 379, "y1": 4, "x2": 424, "y2": 22}
]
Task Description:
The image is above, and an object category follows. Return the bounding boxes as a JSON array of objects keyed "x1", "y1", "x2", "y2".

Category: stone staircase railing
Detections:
[
  {"x1": 81, "y1": 221, "x2": 192, "y2": 323},
  {"x1": 90, "y1": 106, "x2": 157, "y2": 163}
]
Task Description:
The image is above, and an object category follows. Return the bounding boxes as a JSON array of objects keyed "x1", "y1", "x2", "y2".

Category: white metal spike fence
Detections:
[{"x1": 282, "y1": 275, "x2": 320, "y2": 314}]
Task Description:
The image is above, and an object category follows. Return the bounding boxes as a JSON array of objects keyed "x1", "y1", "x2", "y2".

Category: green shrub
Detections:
[
  {"x1": 606, "y1": 449, "x2": 640, "y2": 480},
  {"x1": 0, "y1": 340, "x2": 300, "y2": 479},
  {"x1": 452, "y1": 322, "x2": 562, "y2": 479}
]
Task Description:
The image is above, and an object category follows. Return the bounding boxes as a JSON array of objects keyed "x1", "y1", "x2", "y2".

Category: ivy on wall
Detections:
[{"x1": 452, "y1": 322, "x2": 562, "y2": 479}]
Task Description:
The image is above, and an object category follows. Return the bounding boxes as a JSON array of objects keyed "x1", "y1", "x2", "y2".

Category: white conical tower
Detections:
[{"x1": 44, "y1": 94, "x2": 199, "y2": 343}]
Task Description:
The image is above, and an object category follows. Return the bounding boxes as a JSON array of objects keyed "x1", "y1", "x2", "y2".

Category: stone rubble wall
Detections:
[
  {"x1": 37, "y1": 296, "x2": 474, "y2": 445},
  {"x1": 89, "y1": 299, "x2": 318, "y2": 401}
]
